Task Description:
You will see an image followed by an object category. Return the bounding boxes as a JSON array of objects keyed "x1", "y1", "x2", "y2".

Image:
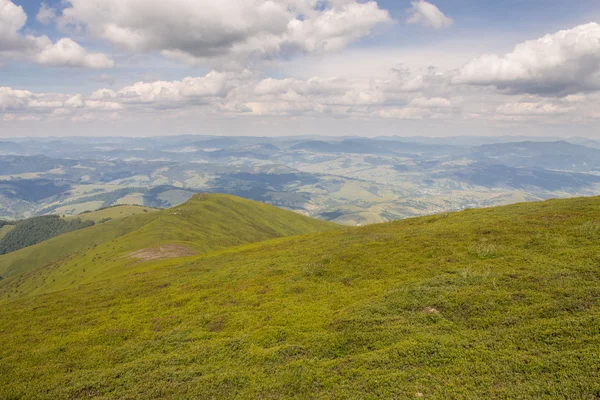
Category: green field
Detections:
[{"x1": 0, "y1": 195, "x2": 599, "y2": 398}]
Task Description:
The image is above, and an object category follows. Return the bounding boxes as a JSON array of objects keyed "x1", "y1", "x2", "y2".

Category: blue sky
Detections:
[{"x1": 1, "y1": 0, "x2": 600, "y2": 137}]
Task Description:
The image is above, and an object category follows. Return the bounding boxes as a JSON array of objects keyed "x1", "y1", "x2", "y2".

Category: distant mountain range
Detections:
[{"x1": 2, "y1": 135, "x2": 600, "y2": 224}]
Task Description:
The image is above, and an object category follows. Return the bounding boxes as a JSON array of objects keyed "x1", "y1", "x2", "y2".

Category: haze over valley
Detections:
[{"x1": 2, "y1": 135, "x2": 600, "y2": 225}]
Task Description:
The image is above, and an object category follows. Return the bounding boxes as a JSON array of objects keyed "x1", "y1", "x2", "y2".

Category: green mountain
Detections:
[{"x1": 0, "y1": 195, "x2": 599, "y2": 398}]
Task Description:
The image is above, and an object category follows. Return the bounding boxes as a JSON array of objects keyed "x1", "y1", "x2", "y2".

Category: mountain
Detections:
[
  {"x1": 0, "y1": 155, "x2": 78, "y2": 175},
  {"x1": 0, "y1": 141, "x2": 25, "y2": 155},
  {"x1": 0, "y1": 196, "x2": 598, "y2": 398},
  {"x1": 291, "y1": 139, "x2": 391, "y2": 155},
  {"x1": 474, "y1": 141, "x2": 600, "y2": 172},
  {"x1": 3, "y1": 136, "x2": 600, "y2": 225},
  {"x1": 436, "y1": 162, "x2": 600, "y2": 191}
]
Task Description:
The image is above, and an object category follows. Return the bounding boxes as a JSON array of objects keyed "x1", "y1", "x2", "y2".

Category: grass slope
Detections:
[
  {"x1": 0, "y1": 211, "x2": 157, "y2": 280},
  {"x1": 0, "y1": 194, "x2": 336, "y2": 298},
  {"x1": 66, "y1": 205, "x2": 159, "y2": 223},
  {"x1": 1, "y1": 197, "x2": 600, "y2": 398}
]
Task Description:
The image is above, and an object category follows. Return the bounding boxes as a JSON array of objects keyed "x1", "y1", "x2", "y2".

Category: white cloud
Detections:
[
  {"x1": 496, "y1": 102, "x2": 576, "y2": 116},
  {"x1": 116, "y1": 71, "x2": 242, "y2": 106},
  {"x1": 36, "y1": 2, "x2": 56, "y2": 25},
  {"x1": 0, "y1": 0, "x2": 114, "y2": 68},
  {"x1": 58, "y1": 0, "x2": 391, "y2": 68},
  {"x1": 0, "y1": 86, "x2": 124, "y2": 120},
  {"x1": 3, "y1": 59, "x2": 600, "y2": 130},
  {"x1": 0, "y1": 0, "x2": 29, "y2": 50},
  {"x1": 454, "y1": 23, "x2": 600, "y2": 96},
  {"x1": 407, "y1": 1, "x2": 453, "y2": 30},
  {"x1": 34, "y1": 38, "x2": 114, "y2": 69},
  {"x1": 0, "y1": 68, "x2": 458, "y2": 123},
  {"x1": 409, "y1": 96, "x2": 452, "y2": 108},
  {"x1": 65, "y1": 94, "x2": 85, "y2": 108},
  {"x1": 0, "y1": 87, "x2": 32, "y2": 110}
]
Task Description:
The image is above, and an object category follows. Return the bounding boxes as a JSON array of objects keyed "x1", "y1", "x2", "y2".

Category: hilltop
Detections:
[
  {"x1": 0, "y1": 196, "x2": 599, "y2": 398},
  {"x1": 65, "y1": 205, "x2": 159, "y2": 223},
  {"x1": 0, "y1": 194, "x2": 336, "y2": 298}
]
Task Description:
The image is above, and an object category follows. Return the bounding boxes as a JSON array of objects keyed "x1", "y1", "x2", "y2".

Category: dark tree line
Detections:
[
  {"x1": 0, "y1": 215, "x2": 94, "y2": 255},
  {"x1": 0, "y1": 220, "x2": 16, "y2": 229}
]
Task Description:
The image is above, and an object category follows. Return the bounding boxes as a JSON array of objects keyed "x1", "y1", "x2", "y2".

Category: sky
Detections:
[{"x1": 1, "y1": 0, "x2": 599, "y2": 137}]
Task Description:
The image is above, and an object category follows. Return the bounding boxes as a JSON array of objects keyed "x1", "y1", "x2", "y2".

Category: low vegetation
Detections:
[{"x1": 0, "y1": 195, "x2": 599, "y2": 398}]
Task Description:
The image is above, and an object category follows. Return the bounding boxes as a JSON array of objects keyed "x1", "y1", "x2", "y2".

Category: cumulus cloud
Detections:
[
  {"x1": 0, "y1": 87, "x2": 32, "y2": 110},
  {"x1": 58, "y1": 0, "x2": 391, "y2": 68},
  {"x1": 33, "y1": 38, "x2": 114, "y2": 68},
  {"x1": 454, "y1": 23, "x2": 600, "y2": 96},
  {"x1": 0, "y1": 86, "x2": 121, "y2": 116},
  {"x1": 407, "y1": 0, "x2": 453, "y2": 29},
  {"x1": 0, "y1": 0, "x2": 113, "y2": 68}
]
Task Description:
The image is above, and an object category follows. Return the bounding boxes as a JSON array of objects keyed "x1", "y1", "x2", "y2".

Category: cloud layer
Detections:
[
  {"x1": 3, "y1": 57, "x2": 599, "y2": 127},
  {"x1": 1, "y1": 1, "x2": 600, "y2": 136}
]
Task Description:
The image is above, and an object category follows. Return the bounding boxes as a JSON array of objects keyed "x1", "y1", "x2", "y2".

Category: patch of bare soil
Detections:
[{"x1": 128, "y1": 244, "x2": 196, "y2": 261}]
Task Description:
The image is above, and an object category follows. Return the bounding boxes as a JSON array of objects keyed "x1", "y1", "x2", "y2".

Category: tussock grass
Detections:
[{"x1": 575, "y1": 220, "x2": 600, "y2": 239}]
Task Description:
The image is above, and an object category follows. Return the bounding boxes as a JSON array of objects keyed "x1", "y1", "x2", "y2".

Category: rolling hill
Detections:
[
  {"x1": 0, "y1": 195, "x2": 599, "y2": 398},
  {"x1": 0, "y1": 194, "x2": 336, "y2": 298}
]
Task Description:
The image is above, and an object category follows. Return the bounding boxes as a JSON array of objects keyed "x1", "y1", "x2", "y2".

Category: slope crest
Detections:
[{"x1": 0, "y1": 194, "x2": 337, "y2": 300}]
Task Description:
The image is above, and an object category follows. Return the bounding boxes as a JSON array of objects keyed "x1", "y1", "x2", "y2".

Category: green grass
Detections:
[
  {"x1": 0, "y1": 196, "x2": 600, "y2": 398},
  {"x1": 65, "y1": 205, "x2": 159, "y2": 223}
]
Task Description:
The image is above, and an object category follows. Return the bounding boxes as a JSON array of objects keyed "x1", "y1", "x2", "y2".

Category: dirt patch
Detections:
[{"x1": 128, "y1": 244, "x2": 196, "y2": 261}]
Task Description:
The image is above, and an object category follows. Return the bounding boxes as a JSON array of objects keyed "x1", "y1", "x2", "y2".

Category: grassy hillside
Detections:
[
  {"x1": 0, "y1": 211, "x2": 157, "y2": 281},
  {"x1": 1, "y1": 197, "x2": 599, "y2": 398},
  {"x1": 66, "y1": 205, "x2": 159, "y2": 223},
  {"x1": 0, "y1": 194, "x2": 336, "y2": 298}
]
